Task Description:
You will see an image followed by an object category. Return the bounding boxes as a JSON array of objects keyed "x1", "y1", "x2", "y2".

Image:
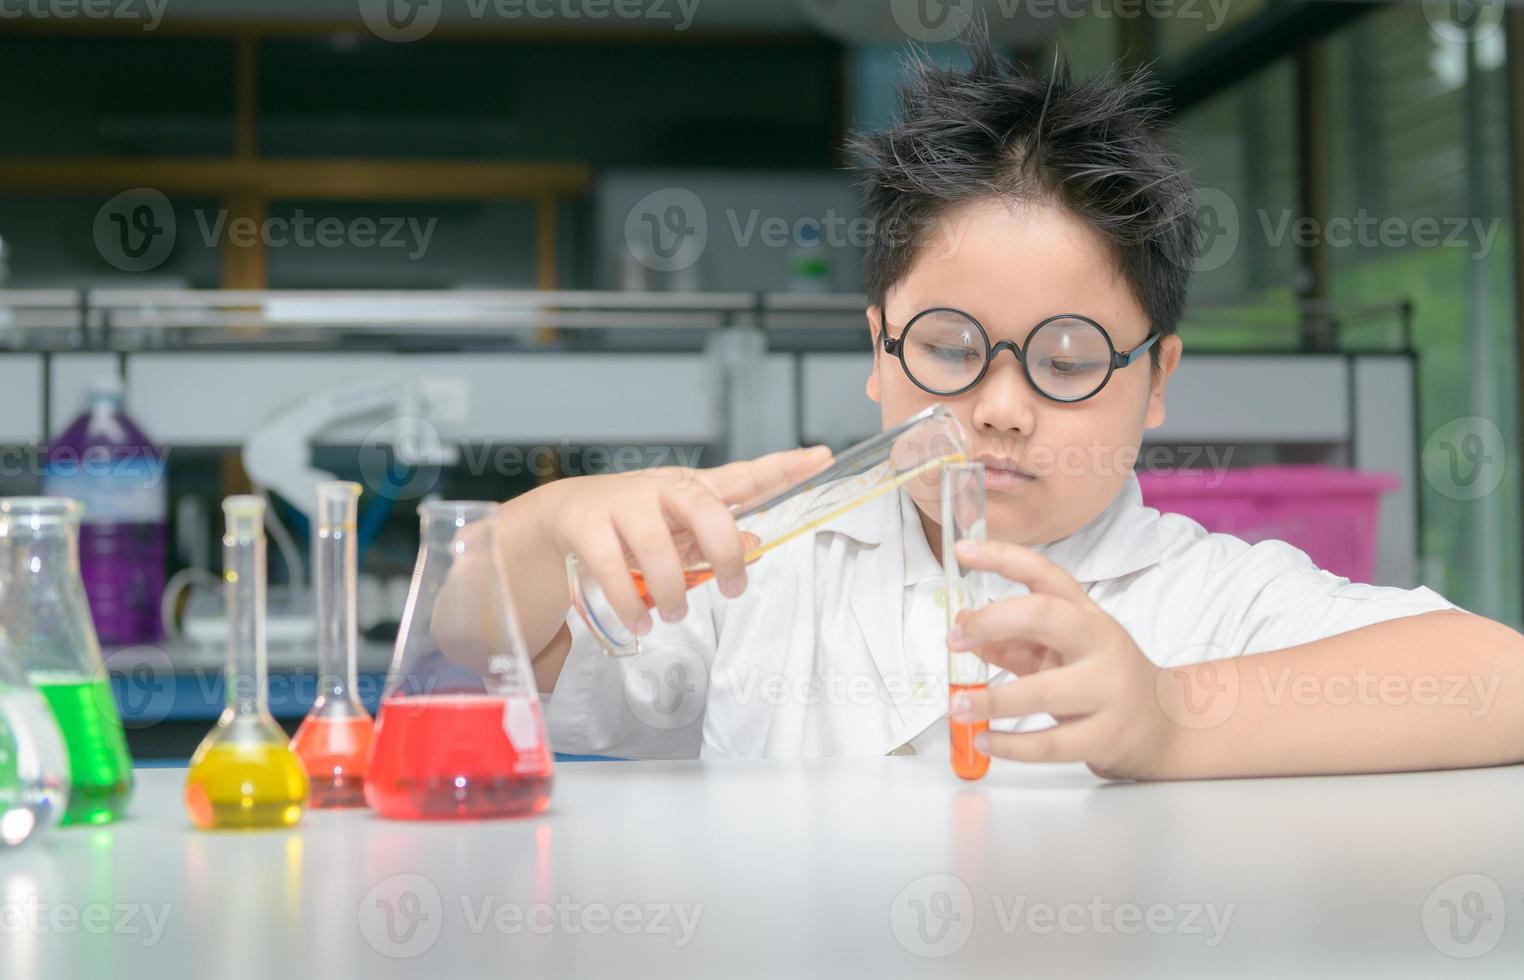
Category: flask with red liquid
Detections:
[
  {"x1": 942, "y1": 463, "x2": 990, "y2": 781},
  {"x1": 290, "y1": 482, "x2": 373, "y2": 808},
  {"x1": 365, "y1": 501, "x2": 553, "y2": 820}
]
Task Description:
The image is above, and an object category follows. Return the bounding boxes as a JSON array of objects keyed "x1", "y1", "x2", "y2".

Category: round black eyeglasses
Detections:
[{"x1": 878, "y1": 307, "x2": 1160, "y2": 403}]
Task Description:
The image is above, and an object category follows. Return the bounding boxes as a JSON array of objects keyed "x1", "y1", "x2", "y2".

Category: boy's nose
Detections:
[{"x1": 968, "y1": 357, "x2": 1037, "y2": 435}]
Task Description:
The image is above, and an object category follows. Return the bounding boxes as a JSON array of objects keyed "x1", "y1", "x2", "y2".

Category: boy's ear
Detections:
[
  {"x1": 1143, "y1": 334, "x2": 1183, "y2": 430},
  {"x1": 865, "y1": 305, "x2": 883, "y2": 404}
]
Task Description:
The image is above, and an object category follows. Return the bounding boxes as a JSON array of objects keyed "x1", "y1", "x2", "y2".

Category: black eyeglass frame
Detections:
[{"x1": 877, "y1": 307, "x2": 1161, "y2": 403}]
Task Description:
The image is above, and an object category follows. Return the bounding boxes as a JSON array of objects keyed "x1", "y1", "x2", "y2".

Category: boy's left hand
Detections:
[{"x1": 947, "y1": 538, "x2": 1179, "y2": 780}]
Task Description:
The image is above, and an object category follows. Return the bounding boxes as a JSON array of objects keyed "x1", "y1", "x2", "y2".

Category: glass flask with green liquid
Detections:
[
  {"x1": 0, "y1": 498, "x2": 133, "y2": 826},
  {"x1": 184, "y1": 496, "x2": 308, "y2": 829}
]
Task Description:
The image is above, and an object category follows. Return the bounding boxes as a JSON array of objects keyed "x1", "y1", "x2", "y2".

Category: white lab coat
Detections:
[{"x1": 543, "y1": 472, "x2": 1457, "y2": 760}]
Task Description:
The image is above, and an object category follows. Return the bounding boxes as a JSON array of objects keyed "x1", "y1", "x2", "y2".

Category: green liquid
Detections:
[{"x1": 35, "y1": 676, "x2": 133, "y2": 825}]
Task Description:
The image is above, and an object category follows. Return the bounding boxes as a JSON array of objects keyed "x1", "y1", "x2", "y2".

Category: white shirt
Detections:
[{"x1": 544, "y1": 472, "x2": 1457, "y2": 760}]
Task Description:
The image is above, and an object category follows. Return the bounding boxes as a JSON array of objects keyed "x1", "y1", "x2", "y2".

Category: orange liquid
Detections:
[
  {"x1": 290, "y1": 714, "x2": 374, "y2": 809},
  {"x1": 630, "y1": 567, "x2": 716, "y2": 607},
  {"x1": 949, "y1": 683, "x2": 990, "y2": 780}
]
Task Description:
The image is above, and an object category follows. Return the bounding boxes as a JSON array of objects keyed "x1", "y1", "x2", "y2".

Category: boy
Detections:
[{"x1": 482, "y1": 39, "x2": 1523, "y2": 779}]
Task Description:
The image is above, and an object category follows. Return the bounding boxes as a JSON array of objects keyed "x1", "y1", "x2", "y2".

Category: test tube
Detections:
[{"x1": 941, "y1": 462, "x2": 990, "y2": 781}]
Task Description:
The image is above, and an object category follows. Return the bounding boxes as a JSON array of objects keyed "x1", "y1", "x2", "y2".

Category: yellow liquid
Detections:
[{"x1": 184, "y1": 741, "x2": 309, "y2": 830}]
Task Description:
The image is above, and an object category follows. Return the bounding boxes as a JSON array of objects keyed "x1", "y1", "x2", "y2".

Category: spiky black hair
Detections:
[{"x1": 849, "y1": 34, "x2": 1199, "y2": 365}]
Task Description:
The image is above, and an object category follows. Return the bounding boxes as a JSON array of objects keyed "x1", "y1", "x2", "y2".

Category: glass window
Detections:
[
  {"x1": 1169, "y1": 59, "x2": 1300, "y2": 349},
  {"x1": 1325, "y1": 5, "x2": 1517, "y2": 624}
]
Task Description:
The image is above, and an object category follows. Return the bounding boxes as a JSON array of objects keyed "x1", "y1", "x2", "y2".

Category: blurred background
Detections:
[{"x1": 0, "y1": 0, "x2": 1516, "y2": 756}]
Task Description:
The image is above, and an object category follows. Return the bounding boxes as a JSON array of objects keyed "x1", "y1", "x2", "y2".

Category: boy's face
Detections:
[{"x1": 866, "y1": 197, "x2": 1183, "y2": 549}]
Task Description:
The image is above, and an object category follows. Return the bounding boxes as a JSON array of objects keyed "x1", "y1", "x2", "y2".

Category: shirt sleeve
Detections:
[
  {"x1": 541, "y1": 589, "x2": 719, "y2": 761},
  {"x1": 1137, "y1": 525, "x2": 1460, "y2": 663}
]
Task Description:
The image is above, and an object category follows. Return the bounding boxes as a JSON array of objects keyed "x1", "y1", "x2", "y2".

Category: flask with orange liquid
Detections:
[{"x1": 290, "y1": 482, "x2": 373, "y2": 808}]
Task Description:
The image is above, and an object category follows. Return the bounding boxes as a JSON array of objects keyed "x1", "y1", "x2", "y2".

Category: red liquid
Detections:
[
  {"x1": 290, "y1": 714, "x2": 375, "y2": 809},
  {"x1": 949, "y1": 683, "x2": 990, "y2": 781},
  {"x1": 365, "y1": 694, "x2": 553, "y2": 820}
]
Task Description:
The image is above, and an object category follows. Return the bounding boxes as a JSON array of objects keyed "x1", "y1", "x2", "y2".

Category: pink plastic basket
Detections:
[{"x1": 1135, "y1": 465, "x2": 1400, "y2": 583}]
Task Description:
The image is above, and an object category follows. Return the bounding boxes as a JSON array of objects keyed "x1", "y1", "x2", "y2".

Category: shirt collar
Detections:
[{"x1": 818, "y1": 471, "x2": 1166, "y2": 586}]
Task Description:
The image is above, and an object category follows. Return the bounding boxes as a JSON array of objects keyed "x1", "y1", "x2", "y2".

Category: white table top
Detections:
[{"x1": 4, "y1": 756, "x2": 1521, "y2": 979}]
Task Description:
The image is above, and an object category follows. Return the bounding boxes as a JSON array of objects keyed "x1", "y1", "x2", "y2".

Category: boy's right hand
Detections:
[{"x1": 535, "y1": 445, "x2": 833, "y2": 635}]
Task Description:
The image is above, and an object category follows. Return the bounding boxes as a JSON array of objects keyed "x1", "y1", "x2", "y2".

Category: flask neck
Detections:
[
  {"x1": 0, "y1": 522, "x2": 81, "y2": 578},
  {"x1": 314, "y1": 507, "x2": 359, "y2": 699},
  {"x1": 223, "y1": 522, "x2": 269, "y2": 716}
]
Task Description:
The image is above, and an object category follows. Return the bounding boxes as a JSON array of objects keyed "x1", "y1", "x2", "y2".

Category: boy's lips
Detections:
[{"x1": 974, "y1": 455, "x2": 1038, "y2": 490}]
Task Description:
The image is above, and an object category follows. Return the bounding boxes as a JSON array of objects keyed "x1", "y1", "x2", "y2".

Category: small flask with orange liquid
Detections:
[
  {"x1": 941, "y1": 462, "x2": 990, "y2": 781},
  {"x1": 290, "y1": 481, "x2": 373, "y2": 808}
]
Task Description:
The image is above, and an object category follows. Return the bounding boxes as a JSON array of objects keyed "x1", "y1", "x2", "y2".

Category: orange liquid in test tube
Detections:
[{"x1": 949, "y1": 682, "x2": 990, "y2": 780}]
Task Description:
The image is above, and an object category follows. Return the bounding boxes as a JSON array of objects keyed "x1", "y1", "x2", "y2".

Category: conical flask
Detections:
[
  {"x1": 291, "y1": 481, "x2": 374, "y2": 808},
  {"x1": 184, "y1": 496, "x2": 308, "y2": 829},
  {"x1": 366, "y1": 500, "x2": 553, "y2": 820},
  {"x1": 0, "y1": 497, "x2": 133, "y2": 825},
  {"x1": 0, "y1": 644, "x2": 70, "y2": 846}
]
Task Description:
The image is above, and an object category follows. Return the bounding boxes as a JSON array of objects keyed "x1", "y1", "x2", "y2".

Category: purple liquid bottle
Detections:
[{"x1": 43, "y1": 378, "x2": 167, "y2": 646}]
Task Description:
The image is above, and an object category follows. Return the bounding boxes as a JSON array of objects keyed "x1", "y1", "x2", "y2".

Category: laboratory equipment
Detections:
[
  {"x1": 568, "y1": 403, "x2": 970, "y2": 656},
  {"x1": 290, "y1": 482, "x2": 373, "y2": 808},
  {"x1": 242, "y1": 372, "x2": 464, "y2": 522},
  {"x1": 44, "y1": 377, "x2": 166, "y2": 644},
  {"x1": 0, "y1": 645, "x2": 70, "y2": 847},
  {"x1": 942, "y1": 462, "x2": 990, "y2": 781},
  {"x1": 0, "y1": 497, "x2": 134, "y2": 825},
  {"x1": 366, "y1": 501, "x2": 553, "y2": 821},
  {"x1": 184, "y1": 496, "x2": 308, "y2": 829},
  {"x1": 172, "y1": 373, "x2": 469, "y2": 651}
]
